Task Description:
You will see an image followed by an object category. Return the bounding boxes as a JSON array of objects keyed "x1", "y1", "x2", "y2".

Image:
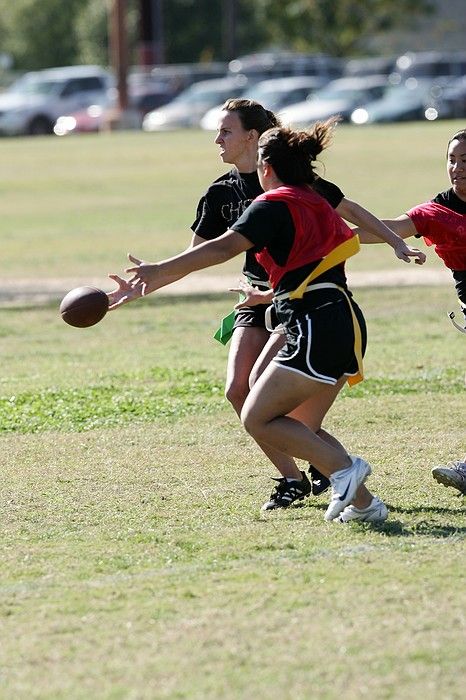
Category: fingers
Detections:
[
  {"x1": 127, "y1": 253, "x2": 141, "y2": 265},
  {"x1": 108, "y1": 273, "x2": 126, "y2": 284}
]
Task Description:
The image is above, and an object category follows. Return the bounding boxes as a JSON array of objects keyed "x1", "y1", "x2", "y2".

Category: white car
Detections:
[
  {"x1": 280, "y1": 76, "x2": 388, "y2": 127},
  {"x1": 200, "y1": 76, "x2": 325, "y2": 130},
  {"x1": 0, "y1": 65, "x2": 112, "y2": 136},
  {"x1": 142, "y1": 76, "x2": 248, "y2": 131}
]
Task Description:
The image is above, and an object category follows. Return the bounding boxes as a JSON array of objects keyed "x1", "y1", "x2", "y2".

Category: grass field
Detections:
[
  {"x1": 1, "y1": 120, "x2": 463, "y2": 280},
  {"x1": 1, "y1": 125, "x2": 465, "y2": 699}
]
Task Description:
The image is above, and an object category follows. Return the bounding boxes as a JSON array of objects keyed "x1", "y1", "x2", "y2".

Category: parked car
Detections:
[
  {"x1": 350, "y1": 77, "x2": 456, "y2": 124},
  {"x1": 0, "y1": 65, "x2": 111, "y2": 136},
  {"x1": 142, "y1": 75, "x2": 248, "y2": 131},
  {"x1": 141, "y1": 62, "x2": 228, "y2": 94},
  {"x1": 54, "y1": 72, "x2": 179, "y2": 136},
  {"x1": 227, "y1": 50, "x2": 343, "y2": 82},
  {"x1": 343, "y1": 55, "x2": 397, "y2": 78},
  {"x1": 280, "y1": 75, "x2": 388, "y2": 127},
  {"x1": 425, "y1": 76, "x2": 466, "y2": 120},
  {"x1": 199, "y1": 75, "x2": 325, "y2": 130},
  {"x1": 390, "y1": 50, "x2": 466, "y2": 82}
]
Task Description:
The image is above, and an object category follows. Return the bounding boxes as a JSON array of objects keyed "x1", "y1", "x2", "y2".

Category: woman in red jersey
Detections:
[
  {"x1": 355, "y1": 128, "x2": 466, "y2": 496},
  {"x1": 108, "y1": 122, "x2": 394, "y2": 523}
]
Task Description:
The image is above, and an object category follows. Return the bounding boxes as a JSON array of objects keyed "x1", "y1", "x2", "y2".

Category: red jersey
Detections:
[
  {"x1": 407, "y1": 200, "x2": 466, "y2": 270},
  {"x1": 253, "y1": 185, "x2": 353, "y2": 288}
]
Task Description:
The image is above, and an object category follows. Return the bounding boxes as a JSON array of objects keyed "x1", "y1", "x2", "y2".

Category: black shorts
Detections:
[
  {"x1": 273, "y1": 298, "x2": 367, "y2": 385},
  {"x1": 452, "y1": 269, "x2": 466, "y2": 313},
  {"x1": 233, "y1": 303, "x2": 270, "y2": 330}
]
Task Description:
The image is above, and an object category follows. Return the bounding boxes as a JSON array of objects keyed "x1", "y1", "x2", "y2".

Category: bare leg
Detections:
[
  {"x1": 225, "y1": 326, "x2": 302, "y2": 479},
  {"x1": 242, "y1": 362, "x2": 371, "y2": 505},
  {"x1": 291, "y1": 385, "x2": 372, "y2": 509},
  {"x1": 250, "y1": 339, "x2": 372, "y2": 508}
]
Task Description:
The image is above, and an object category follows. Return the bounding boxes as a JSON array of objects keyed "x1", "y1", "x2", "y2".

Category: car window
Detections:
[
  {"x1": 10, "y1": 78, "x2": 62, "y2": 96},
  {"x1": 60, "y1": 77, "x2": 105, "y2": 97},
  {"x1": 368, "y1": 86, "x2": 386, "y2": 99}
]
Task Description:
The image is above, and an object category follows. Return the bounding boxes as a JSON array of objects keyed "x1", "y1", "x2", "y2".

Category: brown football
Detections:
[{"x1": 60, "y1": 286, "x2": 109, "y2": 328}]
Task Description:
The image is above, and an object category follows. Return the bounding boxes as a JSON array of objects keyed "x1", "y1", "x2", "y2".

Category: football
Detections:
[{"x1": 60, "y1": 286, "x2": 109, "y2": 328}]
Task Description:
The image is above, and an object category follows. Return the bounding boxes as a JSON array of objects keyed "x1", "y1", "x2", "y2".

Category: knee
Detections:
[
  {"x1": 225, "y1": 380, "x2": 249, "y2": 414},
  {"x1": 241, "y1": 404, "x2": 260, "y2": 438}
]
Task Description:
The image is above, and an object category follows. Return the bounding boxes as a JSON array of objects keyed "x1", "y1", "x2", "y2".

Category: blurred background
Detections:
[{"x1": 0, "y1": 0, "x2": 465, "y2": 137}]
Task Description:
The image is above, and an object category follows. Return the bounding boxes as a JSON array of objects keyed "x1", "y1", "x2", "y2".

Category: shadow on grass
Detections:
[
  {"x1": 272, "y1": 500, "x2": 466, "y2": 539},
  {"x1": 374, "y1": 519, "x2": 466, "y2": 538}
]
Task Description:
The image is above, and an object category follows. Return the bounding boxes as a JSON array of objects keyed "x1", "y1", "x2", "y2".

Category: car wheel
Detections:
[{"x1": 28, "y1": 116, "x2": 53, "y2": 135}]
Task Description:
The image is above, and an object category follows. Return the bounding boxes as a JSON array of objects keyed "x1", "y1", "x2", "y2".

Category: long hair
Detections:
[{"x1": 257, "y1": 117, "x2": 340, "y2": 185}]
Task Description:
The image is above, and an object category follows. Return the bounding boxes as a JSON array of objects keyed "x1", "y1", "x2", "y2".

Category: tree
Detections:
[
  {"x1": 75, "y1": 0, "x2": 140, "y2": 67},
  {"x1": 1, "y1": 0, "x2": 88, "y2": 70},
  {"x1": 258, "y1": 0, "x2": 435, "y2": 56},
  {"x1": 0, "y1": 0, "x2": 436, "y2": 72},
  {"x1": 162, "y1": 0, "x2": 265, "y2": 63}
]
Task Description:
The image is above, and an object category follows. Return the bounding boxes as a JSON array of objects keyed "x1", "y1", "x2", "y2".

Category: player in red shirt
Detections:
[{"x1": 355, "y1": 129, "x2": 466, "y2": 496}]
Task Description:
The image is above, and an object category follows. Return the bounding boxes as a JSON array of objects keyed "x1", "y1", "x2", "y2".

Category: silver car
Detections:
[{"x1": 0, "y1": 65, "x2": 111, "y2": 136}]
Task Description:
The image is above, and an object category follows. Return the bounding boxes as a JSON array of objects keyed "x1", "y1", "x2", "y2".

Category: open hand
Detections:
[
  {"x1": 229, "y1": 279, "x2": 273, "y2": 309},
  {"x1": 125, "y1": 253, "x2": 162, "y2": 296},
  {"x1": 393, "y1": 240, "x2": 426, "y2": 265},
  {"x1": 107, "y1": 273, "x2": 143, "y2": 310}
]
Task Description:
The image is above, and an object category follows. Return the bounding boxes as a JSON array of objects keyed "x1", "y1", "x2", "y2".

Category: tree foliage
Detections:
[
  {"x1": 1, "y1": 0, "x2": 88, "y2": 70},
  {"x1": 0, "y1": 0, "x2": 436, "y2": 71},
  {"x1": 260, "y1": 0, "x2": 435, "y2": 56}
]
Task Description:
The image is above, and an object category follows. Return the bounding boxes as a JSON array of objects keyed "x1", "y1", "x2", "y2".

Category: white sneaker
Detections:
[
  {"x1": 338, "y1": 496, "x2": 388, "y2": 523},
  {"x1": 432, "y1": 461, "x2": 466, "y2": 495},
  {"x1": 324, "y1": 455, "x2": 372, "y2": 522}
]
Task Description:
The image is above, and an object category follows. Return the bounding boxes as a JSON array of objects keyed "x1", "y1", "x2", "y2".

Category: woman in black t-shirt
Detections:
[
  {"x1": 190, "y1": 101, "x2": 423, "y2": 507},
  {"x1": 109, "y1": 121, "x2": 424, "y2": 523}
]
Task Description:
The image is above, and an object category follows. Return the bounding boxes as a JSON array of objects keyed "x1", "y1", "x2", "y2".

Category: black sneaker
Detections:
[
  {"x1": 261, "y1": 471, "x2": 311, "y2": 511},
  {"x1": 308, "y1": 464, "x2": 330, "y2": 496}
]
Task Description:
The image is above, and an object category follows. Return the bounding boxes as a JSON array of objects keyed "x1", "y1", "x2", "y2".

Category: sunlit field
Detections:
[
  {"x1": 1, "y1": 121, "x2": 462, "y2": 280},
  {"x1": 1, "y1": 124, "x2": 465, "y2": 699}
]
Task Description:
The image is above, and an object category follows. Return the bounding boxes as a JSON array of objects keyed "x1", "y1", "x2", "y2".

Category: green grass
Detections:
[
  {"x1": 1, "y1": 286, "x2": 465, "y2": 699},
  {"x1": 1, "y1": 121, "x2": 463, "y2": 280},
  {"x1": 1, "y1": 125, "x2": 465, "y2": 699}
]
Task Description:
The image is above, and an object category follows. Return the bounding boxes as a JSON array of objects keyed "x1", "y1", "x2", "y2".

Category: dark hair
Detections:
[
  {"x1": 257, "y1": 117, "x2": 339, "y2": 186},
  {"x1": 447, "y1": 129, "x2": 466, "y2": 154},
  {"x1": 222, "y1": 98, "x2": 281, "y2": 135}
]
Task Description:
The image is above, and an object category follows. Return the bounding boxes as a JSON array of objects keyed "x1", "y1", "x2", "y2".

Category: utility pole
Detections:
[
  {"x1": 139, "y1": 0, "x2": 165, "y2": 66},
  {"x1": 108, "y1": 0, "x2": 129, "y2": 111},
  {"x1": 222, "y1": 0, "x2": 237, "y2": 61}
]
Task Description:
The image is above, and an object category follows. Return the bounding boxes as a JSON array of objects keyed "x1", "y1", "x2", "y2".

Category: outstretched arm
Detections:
[
  {"x1": 108, "y1": 230, "x2": 252, "y2": 309},
  {"x1": 337, "y1": 199, "x2": 425, "y2": 264},
  {"x1": 354, "y1": 212, "x2": 419, "y2": 242}
]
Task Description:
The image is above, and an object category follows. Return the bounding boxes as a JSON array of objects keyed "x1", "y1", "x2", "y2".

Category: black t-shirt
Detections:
[
  {"x1": 433, "y1": 188, "x2": 466, "y2": 214},
  {"x1": 232, "y1": 197, "x2": 348, "y2": 319},
  {"x1": 191, "y1": 169, "x2": 267, "y2": 286},
  {"x1": 191, "y1": 170, "x2": 344, "y2": 287}
]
